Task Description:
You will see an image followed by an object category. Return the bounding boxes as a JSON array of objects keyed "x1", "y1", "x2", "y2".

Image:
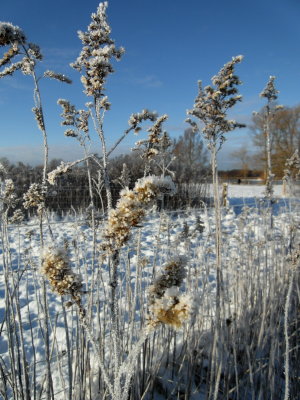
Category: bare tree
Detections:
[
  {"x1": 231, "y1": 146, "x2": 250, "y2": 178},
  {"x1": 251, "y1": 104, "x2": 300, "y2": 178},
  {"x1": 172, "y1": 128, "x2": 208, "y2": 183}
]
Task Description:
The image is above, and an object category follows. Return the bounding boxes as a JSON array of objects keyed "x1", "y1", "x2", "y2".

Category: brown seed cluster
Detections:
[
  {"x1": 23, "y1": 183, "x2": 45, "y2": 211},
  {"x1": 147, "y1": 257, "x2": 192, "y2": 329},
  {"x1": 42, "y1": 247, "x2": 82, "y2": 303},
  {"x1": 103, "y1": 176, "x2": 175, "y2": 253}
]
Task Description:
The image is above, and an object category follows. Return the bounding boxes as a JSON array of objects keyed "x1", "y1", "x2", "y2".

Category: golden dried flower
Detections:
[
  {"x1": 103, "y1": 176, "x2": 176, "y2": 253},
  {"x1": 147, "y1": 257, "x2": 192, "y2": 329},
  {"x1": 41, "y1": 247, "x2": 83, "y2": 302}
]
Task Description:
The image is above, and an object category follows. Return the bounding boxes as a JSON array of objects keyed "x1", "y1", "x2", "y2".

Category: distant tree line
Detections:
[{"x1": 0, "y1": 128, "x2": 210, "y2": 216}]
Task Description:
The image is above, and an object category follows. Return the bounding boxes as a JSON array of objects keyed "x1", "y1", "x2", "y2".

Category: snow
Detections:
[
  {"x1": 224, "y1": 183, "x2": 283, "y2": 198},
  {"x1": 0, "y1": 184, "x2": 299, "y2": 399}
]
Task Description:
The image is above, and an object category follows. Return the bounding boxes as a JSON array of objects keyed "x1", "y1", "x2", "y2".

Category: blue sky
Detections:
[{"x1": 1, "y1": 0, "x2": 300, "y2": 169}]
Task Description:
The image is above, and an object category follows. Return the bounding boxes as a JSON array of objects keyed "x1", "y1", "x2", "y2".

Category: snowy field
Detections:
[{"x1": 0, "y1": 184, "x2": 299, "y2": 399}]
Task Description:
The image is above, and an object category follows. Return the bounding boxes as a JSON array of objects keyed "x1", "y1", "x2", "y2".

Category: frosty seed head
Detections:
[
  {"x1": 147, "y1": 293, "x2": 191, "y2": 329},
  {"x1": 23, "y1": 183, "x2": 45, "y2": 214},
  {"x1": 71, "y1": 2, "x2": 125, "y2": 97},
  {"x1": 128, "y1": 109, "x2": 157, "y2": 128},
  {"x1": 102, "y1": 175, "x2": 176, "y2": 253},
  {"x1": 44, "y1": 70, "x2": 72, "y2": 84},
  {"x1": 57, "y1": 99, "x2": 90, "y2": 136},
  {"x1": 42, "y1": 246, "x2": 83, "y2": 301},
  {"x1": 147, "y1": 256, "x2": 192, "y2": 329},
  {"x1": 187, "y1": 55, "x2": 244, "y2": 144},
  {"x1": 9, "y1": 209, "x2": 24, "y2": 224},
  {"x1": 148, "y1": 256, "x2": 187, "y2": 300},
  {"x1": 47, "y1": 162, "x2": 73, "y2": 185},
  {"x1": 0, "y1": 46, "x2": 19, "y2": 68},
  {"x1": 260, "y1": 76, "x2": 279, "y2": 101},
  {"x1": 1, "y1": 179, "x2": 17, "y2": 208},
  {"x1": 0, "y1": 22, "x2": 26, "y2": 46},
  {"x1": 32, "y1": 107, "x2": 45, "y2": 132}
]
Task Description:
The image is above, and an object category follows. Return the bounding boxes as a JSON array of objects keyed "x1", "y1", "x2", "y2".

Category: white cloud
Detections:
[{"x1": 131, "y1": 74, "x2": 163, "y2": 88}]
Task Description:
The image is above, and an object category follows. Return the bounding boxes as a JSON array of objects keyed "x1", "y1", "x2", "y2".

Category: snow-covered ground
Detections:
[
  {"x1": 0, "y1": 184, "x2": 299, "y2": 399},
  {"x1": 224, "y1": 183, "x2": 284, "y2": 198}
]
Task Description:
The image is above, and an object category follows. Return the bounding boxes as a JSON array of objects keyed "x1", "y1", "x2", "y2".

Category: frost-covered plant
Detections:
[
  {"x1": 47, "y1": 156, "x2": 94, "y2": 185},
  {"x1": 147, "y1": 256, "x2": 192, "y2": 329},
  {"x1": 113, "y1": 163, "x2": 131, "y2": 188},
  {"x1": 23, "y1": 183, "x2": 45, "y2": 214},
  {"x1": 70, "y1": 2, "x2": 162, "y2": 211},
  {"x1": 0, "y1": 22, "x2": 71, "y2": 184},
  {"x1": 103, "y1": 175, "x2": 176, "y2": 253},
  {"x1": 133, "y1": 114, "x2": 168, "y2": 171},
  {"x1": 57, "y1": 99, "x2": 91, "y2": 143},
  {"x1": 282, "y1": 149, "x2": 300, "y2": 196},
  {"x1": 9, "y1": 209, "x2": 24, "y2": 224},
  {"x1": 42, "y1": 246, "x2": 83, "y2": 305},
  {"x1": 186, "y1": 56, "x2": 244, "y2": 149},
  {"x1": 0, "y1": 179, "x2": 17, "y2": 221},
  {"x1": 187, "y1": 56, "x2": 244, "y2": 317},
  {"x1": 70, "y1": 2, "x2": 124, "y2": 98},
  {"x1": 221, "y1": 182, "x2": 229, "y2": 208},
  {"x1": 254, "y1": 76, "x2": 282, "y2": 199}
]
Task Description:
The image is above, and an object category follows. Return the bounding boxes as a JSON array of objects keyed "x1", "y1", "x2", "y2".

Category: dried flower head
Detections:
[
  {"x1": 0, "y1": 61, "x2": 23, "y2": 78},
  {"x1": 187, "y1": 55, "x2": 244, "y2": 147},
  {"x1": 44, "y1": 70, "x2": 72, "y2": 84},
  {"x1": 47, "y1": 162, "x2": 73, "y2": 185},
  {"x1": 28, "y1": 43, "x2": 42, "y2": 60},
  {"x1": 32, "y1": 107, "x2": 45, "y2": 131},
  {"x1": 147, "y1": 257, "x2": 192, "y2": 329},
  {"x1": 260, "y1": 76, "x2": 279, "y2": 101},
  {"x1": 42, "y1": 247, "x2": 83, "y2": 303},
  {"x1": 71, "y1": 2, "x2": 125, "y2": 97},
  {"x1": 128, "y1": 109, "x2": 157, "y2": 130},
  {"x1": 23, "y1": 183, "x2": 45, "y2": 213},
  {"x1": 133, "y1": 114, "x2": 169, "y2": 161},
  {"x1": 9, "y1": 209, "x2": 24, "y2": 224},
  {"x1": 57, "y1": 99, "x2": 90, "y2": 138},
  {"x1": 103, "y1": 175, "x2": 176, "y2": 253},
  {"x1": 0, "y1": 45, "x2": 19, "y2": 68},
  {"x1": 1, "y1": 179, "x2": 17, "y2": 208},
  {"x1": 0, "y1": 22, "x2": 26, "y2": 46}
]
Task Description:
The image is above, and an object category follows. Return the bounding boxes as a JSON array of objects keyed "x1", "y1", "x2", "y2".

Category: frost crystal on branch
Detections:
[{"x1": 0, "y1": 61, "x2": 23, "y2": 77}]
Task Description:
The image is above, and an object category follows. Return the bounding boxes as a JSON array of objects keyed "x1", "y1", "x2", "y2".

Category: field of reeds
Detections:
[{"x1": 0, "y1": 2, "x2": 299, "y2": 399}]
